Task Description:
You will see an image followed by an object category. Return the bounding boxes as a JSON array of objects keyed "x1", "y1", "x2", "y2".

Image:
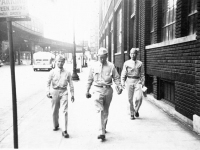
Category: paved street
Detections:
[
  {"x1": 0, "y1": 64, "x2": 49, "y2": 142},
  {"x1": 0, "y1": 64, "x2": 200, "y2": 149}
]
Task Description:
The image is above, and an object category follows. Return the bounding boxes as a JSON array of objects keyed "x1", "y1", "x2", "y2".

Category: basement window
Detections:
[{"x1": 158, "y1": 78, "x2": 175, "y2": 105}]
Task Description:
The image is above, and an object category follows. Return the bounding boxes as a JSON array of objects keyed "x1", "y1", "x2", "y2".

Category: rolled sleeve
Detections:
[
  {"x1": 46, "y1": 70, "x2": 53, "y2": 94},
  {"x1": 112, "y1": 67, "x2": 121, "y2": 86},
  {"x1": 140, "y1": 63, "x2": 145, "y2": 85},
  {"x1": 121, "y1": 63, "x2": 127, "y2": 85},
  {"x1": 68, "y1": 72, "x2": 74, "y2": 96},
  {"x1": 86, "y1": 67, "x2": 94, "y2": 92}
]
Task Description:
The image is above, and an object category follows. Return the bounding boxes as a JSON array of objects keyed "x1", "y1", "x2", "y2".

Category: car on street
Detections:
[
  {"x1": 33, "y1": 52, "x2": 55, "y2": 71},
  {"x1": 0, "y1": 60, "x2": 3, "y2": 67}
]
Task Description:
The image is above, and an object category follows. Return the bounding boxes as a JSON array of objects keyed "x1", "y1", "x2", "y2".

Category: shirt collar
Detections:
[
  {"x1": 55, "y1": 67, "x2": 64, "y2": 72},
  {"x1": 130, "y1": 59, "x2": 137, "y2": 63}
]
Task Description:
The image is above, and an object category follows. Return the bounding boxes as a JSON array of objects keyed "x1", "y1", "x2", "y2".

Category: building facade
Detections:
[
  {"x1": 88, "y1": 0, "x2": 99, "y2": 59},
  {"x1": 99, "y1": 0, "x2": 200, "y2": 134}
]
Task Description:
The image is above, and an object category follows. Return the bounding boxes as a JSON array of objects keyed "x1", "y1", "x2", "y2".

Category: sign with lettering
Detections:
[{"x1": 0, "y1": 0, "x2": 28, "y2": 18}]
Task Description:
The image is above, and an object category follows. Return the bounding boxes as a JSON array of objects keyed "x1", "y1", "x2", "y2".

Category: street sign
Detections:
[{"x1": 0, "y1": 0, "x2": 28, "y2": 18}]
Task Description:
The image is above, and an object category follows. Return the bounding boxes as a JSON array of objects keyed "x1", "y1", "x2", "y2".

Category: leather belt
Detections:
[
  {"x1": 53, "y1": 87, "x2": 66, "y2": 90},
  {"x1": 95, "y1": 85, "x2": 111, "y2": 88},
  {"x1": 127, "y1": 76, "x2": 140, "y2": 79}
]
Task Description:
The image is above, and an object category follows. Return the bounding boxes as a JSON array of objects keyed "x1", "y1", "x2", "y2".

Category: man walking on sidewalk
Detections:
[
  {"x1": 121, "y1": 48, "x2": 145, "y2": 120},
  {"x1": 46, "y1": 54, "x2": 75, "y2": 138},
  {"x1": 86, "y1": 47, "x2": 122, "y2": 141}
]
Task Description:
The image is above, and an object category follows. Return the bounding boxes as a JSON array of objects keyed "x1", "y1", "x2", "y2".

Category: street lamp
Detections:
[{"x1": 71, "y1": 11, "x2": 79, "y2": 81}]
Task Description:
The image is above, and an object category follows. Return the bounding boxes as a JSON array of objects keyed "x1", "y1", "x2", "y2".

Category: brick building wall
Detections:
[
  {"x1": 99, "y1": 0, "x2": 200, "y2": 122},
  {"x1": 146, "y1": 40, "x2": 198, "y2": 120},
  {"x1": 194, "y1": 0, "x2": 200, "y2": 117}
]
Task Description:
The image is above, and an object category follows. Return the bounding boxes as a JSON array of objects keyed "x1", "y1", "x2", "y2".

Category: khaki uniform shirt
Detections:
[
  {"x1": 47, "y1": 67, "x2": 74, "y2": 96},
  {"x1": 87, "y1": 61, "x2": 121, "y2": 91},
  {"x1": 121, "y1": 59, "x2": 145, "y2": 85}
]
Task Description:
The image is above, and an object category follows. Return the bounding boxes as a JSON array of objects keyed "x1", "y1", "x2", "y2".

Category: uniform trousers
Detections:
[
  {"x1": 92, "y1": 86, "x2": 113, "y2": 135},
  {"x1": 126, "y1": 78, "x2": 143, "y2": 115},
  {"x1": 51, "y1": 88, "x2": 68, "y2": 131}
]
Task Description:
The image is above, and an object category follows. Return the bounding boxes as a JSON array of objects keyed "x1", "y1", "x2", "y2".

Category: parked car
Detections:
[{"x1": 0, "y1": 60, "x2": 3, "y2": 67}]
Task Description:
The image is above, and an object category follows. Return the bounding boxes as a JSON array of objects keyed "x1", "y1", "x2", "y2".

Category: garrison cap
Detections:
[
  {"x1": 130, "y1": 48, "x2": 139, "y2": 53},
  {"x1": 97, "y1": 47, "x2": 108, "y2": 56},
  {"x1": 55, "y1": 54, "x2": 65, "y2": 61}
]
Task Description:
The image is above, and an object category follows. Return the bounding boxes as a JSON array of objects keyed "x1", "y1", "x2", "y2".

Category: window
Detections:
[
  {"x1": 150, "y1": 0, "x2": 155, "y2": 44},
  {"x1": 116, "y1": 8, "x2": 122, "y2": 53},
  {"x1": 158, "y1": 78, "x2": 175, "y2": 105},
  {"x1": 163, "y1": 80, "x2": 175, "y2": 104},
  {"x1": 162, "y1": 0, "x2": 177, "y2": 41},
  {"x1": 188, "y1": 0, "x2": 197, "y2": 35}
]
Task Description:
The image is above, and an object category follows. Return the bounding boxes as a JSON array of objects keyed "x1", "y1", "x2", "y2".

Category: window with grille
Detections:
[
  {"x1": 150, "y1": 0, "x2": 155, "y2": 44},
  {"x1": 116, "y1": 8, "x2": 122, "y2": 53},
  {"x1": 159, "y1": 79, "x2": 175, "y2": 104},
  {"x1": 164, "y1": 80, "x2": 175, "y2": 104},
  {"x1": 188, "y1": 0, "x2": 197, "y2": 35},
  {"x1": 162, "y1": 0, "x2": 177, "y2": 41}
]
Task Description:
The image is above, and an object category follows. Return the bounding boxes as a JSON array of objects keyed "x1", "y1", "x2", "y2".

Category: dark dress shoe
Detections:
[
  {"x1": 53, "y1": 125, "x2": 59, "y2": 131},
  {"x1": 135, "y1": 112, "x2": 139, "y2": 117},
  {"x1": 130, "y1": 115, "x2": 135, "y2": 120},
  {"x1": 97, "y1": 134, "x2": 105, "y2": 140},
  {"x1": 62, "y1": 131, "x2": 69, "y2": 138}
]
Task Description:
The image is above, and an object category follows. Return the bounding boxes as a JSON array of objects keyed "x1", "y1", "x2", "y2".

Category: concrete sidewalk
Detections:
[{"x1": 0, "y1": 67, "x2": 200, "y2": 149}]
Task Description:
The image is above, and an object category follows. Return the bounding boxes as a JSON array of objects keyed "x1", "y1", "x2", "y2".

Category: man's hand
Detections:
[
  {"x1": 86, "y1": 92, "x2": 91, "y2": 98},
  {"x1": 71, "y1": 96, "x2": 75, "y2": 103},
  {"x1": 115, "y1": 85, "x2": 123, "y2": 95},
  {"x1": 121, "y1": 83, "x2": 125, "y2": 89},
  {"x1": 47, "y1": 93, "x2": 52, "y2": 98}
]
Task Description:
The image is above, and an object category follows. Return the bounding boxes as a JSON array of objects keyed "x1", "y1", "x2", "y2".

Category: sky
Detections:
[{"x1": 28, "y1": 0, "x2": 92, "y2": 43}]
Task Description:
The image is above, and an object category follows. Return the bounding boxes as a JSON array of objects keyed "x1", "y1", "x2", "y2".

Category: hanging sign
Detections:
[{"x1": 0, "y1": 0, "x2": 28, "y2": 18}]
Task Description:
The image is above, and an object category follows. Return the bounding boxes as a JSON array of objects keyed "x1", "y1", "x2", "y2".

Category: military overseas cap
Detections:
[
  {"x1": 97, "y1": 47, "x2": 108, "y2": 56},
  {"x1": 55, "y1": 54, "x2": 65, "y2": 61},
  {"x1": 130, "y1": 48, "x2": 139, "y2": 53}
]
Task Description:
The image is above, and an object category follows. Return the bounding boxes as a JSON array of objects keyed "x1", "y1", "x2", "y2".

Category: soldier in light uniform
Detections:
[
  {"x1": 121, "y1": 48, "x2": 145, "y2": 120},
  {"x1": 86, "y1": 47, "x2": 122, "y2": 140},
  {"x1": 47, "y1": 54, "x2": 74, "y2": 138}
]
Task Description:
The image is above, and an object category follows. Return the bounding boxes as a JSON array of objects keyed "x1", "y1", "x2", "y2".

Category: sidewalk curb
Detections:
[{"x1": 146, "y1": 94, "x2": 195, "y2": 133}]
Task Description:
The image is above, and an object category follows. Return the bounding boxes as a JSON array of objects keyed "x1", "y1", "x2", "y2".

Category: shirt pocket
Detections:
[
  {"x1": 104, "y1": 71, "x2": 112, "y2": 82},
  {"x1": 135, "y1": 65, "x2": 141, "y2": 75},
  {"x1": 60, "y1": 75, "x2": 68, "y2": 87},
  {"x1": 127, "y1": 66, "x2": 134, "y2": 73},
  {"x1": 52, "y1": 75, "x2": 59, "y2": 84},
  {"x1": 93, "y1": 70, "x2": 100, "y2": 81}
]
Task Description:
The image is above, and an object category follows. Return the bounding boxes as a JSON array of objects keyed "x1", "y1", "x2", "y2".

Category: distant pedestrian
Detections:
[
  {"x1": 47, "y1": 54, "x2": 74, "y2": 138},
  {"x1": 121, "y1": 48, "x2": 145, "y2": 120},
  {"x1": 86, "y1": 47, "x2": 122, "y2": 141}
]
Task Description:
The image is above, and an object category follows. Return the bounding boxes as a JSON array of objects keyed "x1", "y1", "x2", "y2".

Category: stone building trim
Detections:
[{"x1": 146, "y1": 34, "x2": 196, "y2": 49}]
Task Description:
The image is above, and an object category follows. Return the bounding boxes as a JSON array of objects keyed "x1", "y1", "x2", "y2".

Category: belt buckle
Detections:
[{"x1": 102, "y1": 85, "x2": 106, "y2": 88}]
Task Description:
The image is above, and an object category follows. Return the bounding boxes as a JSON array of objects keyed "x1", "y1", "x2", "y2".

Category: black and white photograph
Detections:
[{"x1": 0, "y1": 0, "x2": 200, "y2": 149}]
